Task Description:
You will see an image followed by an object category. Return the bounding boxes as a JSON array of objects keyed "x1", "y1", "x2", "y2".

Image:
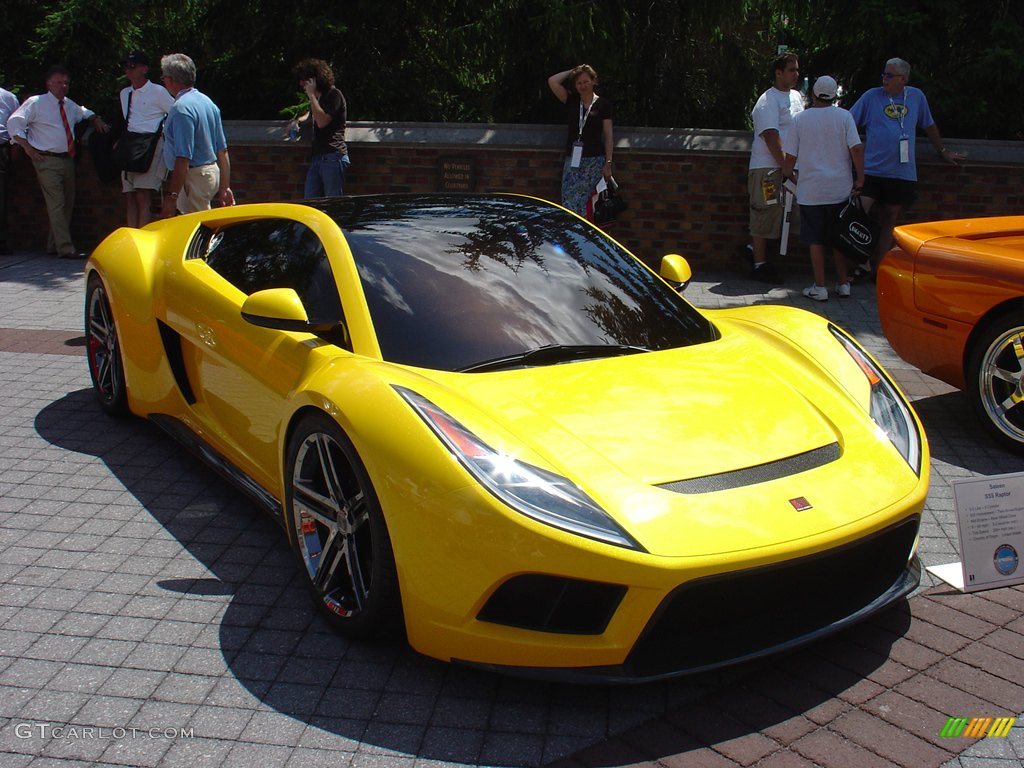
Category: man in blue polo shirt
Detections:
[
  {"x1": 159, "y1": 53, "x2": 234, "y2": 217},
  {"x1": 848, "y1": 57, "x2": 963, "y2": 279}
]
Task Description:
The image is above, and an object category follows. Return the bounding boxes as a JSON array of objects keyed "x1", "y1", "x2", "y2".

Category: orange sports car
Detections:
[{"x1": 878, "y1": 216, "x2": 1024, "y2": 451}]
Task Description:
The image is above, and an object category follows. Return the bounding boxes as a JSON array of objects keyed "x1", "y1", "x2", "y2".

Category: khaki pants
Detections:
[
  {"x1": 747, "y1": 168, "x2": 799, "y2": 240},
  {"x1": 33, "y1": 154, "x2": 76, "y2": 255},
  {"x1": 178, "y1": 163, "x2": 219, "y2": 214}
]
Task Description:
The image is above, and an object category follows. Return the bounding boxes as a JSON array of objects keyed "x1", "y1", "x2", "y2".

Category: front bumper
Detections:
[{"x1": 456, "y1": 515, "x2": 921, "y2": 683}]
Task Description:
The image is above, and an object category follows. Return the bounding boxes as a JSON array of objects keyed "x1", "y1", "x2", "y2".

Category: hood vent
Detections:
[{"x1": 657, "y1": 443, "x2": 841, "y2": 494}]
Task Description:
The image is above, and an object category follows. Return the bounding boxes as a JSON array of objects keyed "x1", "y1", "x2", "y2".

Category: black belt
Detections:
[{"x1": 38, "y1": 150, "x2": 71, "y2": 158}]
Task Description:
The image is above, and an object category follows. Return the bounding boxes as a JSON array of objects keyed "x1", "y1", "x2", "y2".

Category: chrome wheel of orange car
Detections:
[
  {"x1": 285, "y1": 412, "x2": 402, "y2": 636},
  {"x1": 85, "y1": 275, "x2": 128, "y2": 416},
  {"x1": 968, "y1": 311, "x2": 1024, "y2": 452}
]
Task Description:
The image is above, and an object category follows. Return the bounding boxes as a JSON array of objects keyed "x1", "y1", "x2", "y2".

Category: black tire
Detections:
[
  {"x1": 966, "y1": 310, "x2": 1024, "y2": 453},
  {"x1": 84, "y1": 274, "x2": 129, "y2": 416},
  {"x1": 284, "y1": 411, "x2": 403, "y2": 637}
]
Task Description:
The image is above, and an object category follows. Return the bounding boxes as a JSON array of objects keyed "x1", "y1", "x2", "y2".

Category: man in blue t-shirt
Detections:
[
  {"x1": 159, "y1": 53, "x2": 235, "y2": 217},
  {"x1": 848, "y1": 57, "x2": 963, "y2": 278}
]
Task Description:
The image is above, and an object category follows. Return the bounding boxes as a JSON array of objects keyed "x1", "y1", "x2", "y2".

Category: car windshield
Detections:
[{"x1": 314, "y1": 195, "x2": 716, "y2": 372}]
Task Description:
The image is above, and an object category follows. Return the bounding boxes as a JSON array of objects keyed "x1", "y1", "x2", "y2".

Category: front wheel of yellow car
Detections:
[
  {"x1": 85, "y1": 274, "x2": 128, "y2": 417},
  {"x1": 284, "y1": 412, "x2": 403, "y2": 638},
  {"x1": 967, "y1": 310, "x2": 1024, "y2": 453}
]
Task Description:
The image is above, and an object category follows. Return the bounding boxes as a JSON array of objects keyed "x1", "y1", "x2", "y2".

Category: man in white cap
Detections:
[{"x1": 782, "y1": 75, "x2": 864, "y2": 302}]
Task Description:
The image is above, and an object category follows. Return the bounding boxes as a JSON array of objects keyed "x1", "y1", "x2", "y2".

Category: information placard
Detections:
[{"x1": 951, "y1": 471, "x2": 1024, "y2": 592}]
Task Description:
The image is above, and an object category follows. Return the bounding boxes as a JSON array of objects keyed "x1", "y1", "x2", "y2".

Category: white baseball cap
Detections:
[{"x1": 813, "y1": 75, "x2": 838, "y2": 100}]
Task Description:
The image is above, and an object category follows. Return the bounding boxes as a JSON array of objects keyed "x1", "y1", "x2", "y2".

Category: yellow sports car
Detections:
[{"x1": 85, "y1": 195, "x2": 928, "y2": 681}]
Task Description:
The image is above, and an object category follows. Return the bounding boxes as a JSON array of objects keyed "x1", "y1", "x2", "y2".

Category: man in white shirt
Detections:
[
  {"x1": 118, "y1": 52, "x2": 175, "y2": 226},
  {"x1": 782, "y1": 76, "x2": 864, "y2": 302},
  {"x1": 743, "y1": 52, "x2": 804, "y2": 284},
  {"x1": 0, "y1": 85, "x2": 20, "y2": 255},
  {"x1": 7, "y1": 66, "x2": 110, "y2": 258}
]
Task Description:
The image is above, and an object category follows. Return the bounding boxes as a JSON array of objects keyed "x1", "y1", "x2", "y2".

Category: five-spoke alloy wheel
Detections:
[
  {"x1": 967, "y1": 310, "x2": 1024, "y2": 453},
  {"x1": 85, "y1": 274, "x2": 128, "y2": 416},
  {"x1": 285, "y1": 412, "x2": 401, "y2": 637}
]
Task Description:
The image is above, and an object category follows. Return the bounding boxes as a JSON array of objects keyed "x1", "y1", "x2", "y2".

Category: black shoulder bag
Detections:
[{"x1": 113, "y1": 91, "x2": 166, "y2": 173}]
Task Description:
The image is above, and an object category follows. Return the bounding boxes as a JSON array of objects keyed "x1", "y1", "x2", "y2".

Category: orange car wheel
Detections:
[{"x1": 967, "y1": 310, "x2": 1024, "y2": 453}]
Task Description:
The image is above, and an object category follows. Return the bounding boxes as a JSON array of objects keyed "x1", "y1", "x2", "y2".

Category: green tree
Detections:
[
  {"x1": 772, "y1": 0, "x2": 1024, "y2": 139},
  {"x1": 1, "y1": 0, "x2": 1020, "y2": 138}
]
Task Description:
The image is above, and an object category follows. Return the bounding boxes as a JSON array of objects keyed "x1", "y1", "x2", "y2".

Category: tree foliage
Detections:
[
  {"x1": 771, "y1": 0, "x2": 1024, "y2": 140},
  {"x1": 0, "y1": 0, "x2": 1020, "y2": 139}
]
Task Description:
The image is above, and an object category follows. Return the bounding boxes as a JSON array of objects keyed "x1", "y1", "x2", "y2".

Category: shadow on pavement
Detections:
[
  {"x1": 911, "y1": 390, "x2": 1023, "y2": 474},
  {"x1": 36, "y1": 387, "x2": 913, "y2": 767},
  {"x1": 0, "y1": 254, "x2": 86, "y2": 291}
]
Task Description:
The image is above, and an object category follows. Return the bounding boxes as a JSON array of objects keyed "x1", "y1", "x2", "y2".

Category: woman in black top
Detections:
[
  {"x1": 291, "y1": 58, "x2": 349, "y2": 198},
  {"x1": 547, "y1": 64, "x2": 614, "y2": 217}
]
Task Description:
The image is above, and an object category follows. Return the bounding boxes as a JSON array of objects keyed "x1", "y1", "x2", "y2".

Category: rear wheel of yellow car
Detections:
[
  {"x1": 84, "y1": 274, "x2": 128, "y2": 416},
  {"x1": 284, "y1": 412, "x2": 403, "y2": 637},
  {"x1": 967, "y1": 310, "x2": 1024, "y2": 453}
]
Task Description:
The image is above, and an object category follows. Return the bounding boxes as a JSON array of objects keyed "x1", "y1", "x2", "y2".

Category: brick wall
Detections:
[{"x1": 7, "y1": 123, "x2": 1023, "y2": 272}]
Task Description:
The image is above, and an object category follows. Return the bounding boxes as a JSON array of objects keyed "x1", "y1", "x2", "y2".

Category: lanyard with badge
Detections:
[
  {"x1": 570, "y1": 95, "x2": 599, "y2": 168},
  {"x1": 889, "y1": 93, "x2": 910, "y2": 163}
]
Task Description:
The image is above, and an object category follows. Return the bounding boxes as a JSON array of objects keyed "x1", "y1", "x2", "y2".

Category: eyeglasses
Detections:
[{"x1": 881, "y1": 72, "x2": 902, "y2": 79}]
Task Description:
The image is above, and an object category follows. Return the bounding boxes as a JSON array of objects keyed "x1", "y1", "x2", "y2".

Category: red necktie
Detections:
[{"x1": 59, "y1": 100, "x2": 75, "y2": 158}]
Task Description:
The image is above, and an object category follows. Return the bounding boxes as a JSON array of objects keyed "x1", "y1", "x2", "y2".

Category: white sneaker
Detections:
[
  {"x1": 802, "y1": 285, "x2": 828, "y2": 302},
  {"x1": 835, "y1": 282, "x2": 851, "y2": 298}
]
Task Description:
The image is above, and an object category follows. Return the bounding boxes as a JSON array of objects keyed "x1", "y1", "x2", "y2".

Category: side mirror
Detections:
[
  {"x1": 241, "y1": 287, "x2": 339, "y2": 334},
  {"x1": 659, "y1": 254, "x2": 692, "y2": 292},
  {"x1": 241, "y1": 288, "x2": 310, "y2": 331}
]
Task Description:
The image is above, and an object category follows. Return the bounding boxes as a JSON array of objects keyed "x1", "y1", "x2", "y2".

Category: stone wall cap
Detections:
[{"x1": 224, "y1": 120, "x2": 1024, "y2": 164}]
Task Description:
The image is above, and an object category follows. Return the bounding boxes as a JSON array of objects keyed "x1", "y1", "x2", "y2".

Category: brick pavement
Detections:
[{"x1": 0, "y1": 251, "x2": 1021, "y2": 768}]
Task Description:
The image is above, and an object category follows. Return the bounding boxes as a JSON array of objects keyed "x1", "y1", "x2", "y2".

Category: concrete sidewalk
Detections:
[{"x1": 0, "y1": 251, "x2": 1021, "y2": 768}]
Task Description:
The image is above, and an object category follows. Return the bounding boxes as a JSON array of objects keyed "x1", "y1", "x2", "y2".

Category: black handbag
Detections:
[
  {"x1": 831, "y1": 196, "x2": 880, "y2": 262},
  {"x1": 113, "y1": 129, "x2": 162, "y2": 172},
  {"x1": 112, "y1": 90, "x2": 165, "y2": 173},
  {"x1": 592, "y1": 177, "x2": 628, "y2": 224}
]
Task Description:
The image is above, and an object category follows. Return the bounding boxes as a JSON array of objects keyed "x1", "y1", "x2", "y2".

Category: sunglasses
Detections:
[{"x1": 881, "y1": 72, "x2": 902, "y2": 79}]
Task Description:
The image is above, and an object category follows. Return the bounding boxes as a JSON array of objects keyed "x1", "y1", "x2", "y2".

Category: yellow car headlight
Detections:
[
  {"x1": 395, "y1": 387, "x2": 644, "y2": 551},
  {"x1": 831, "y1": 326, "x2": 922, "y2": 475}
]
